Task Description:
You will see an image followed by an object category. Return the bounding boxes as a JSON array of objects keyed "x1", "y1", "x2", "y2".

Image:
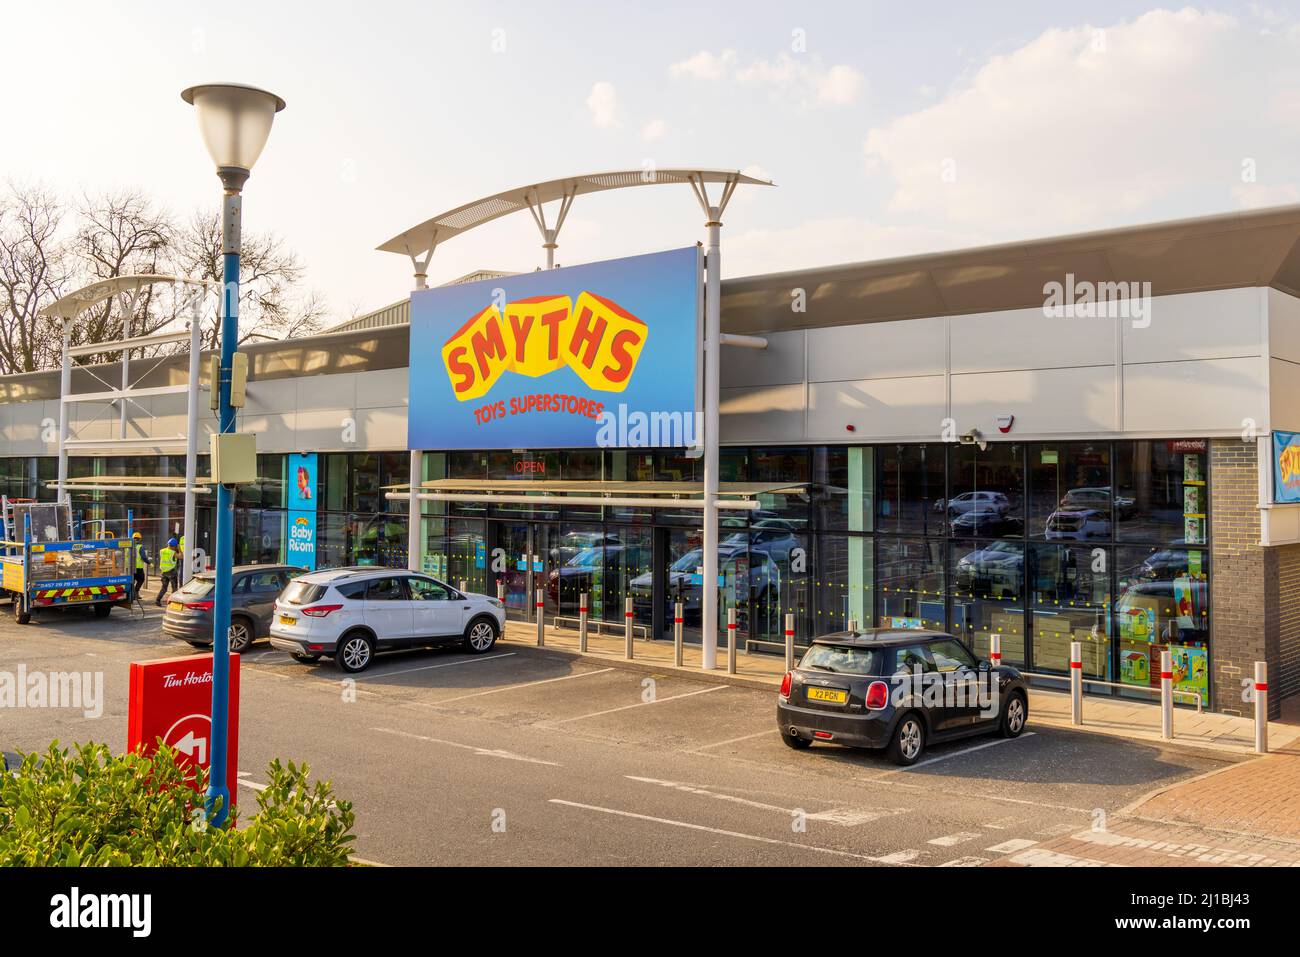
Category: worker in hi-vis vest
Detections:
[
  {"x1": 132, "y1": 532, "x2": 150, "y2": 602},
  {"x1": 155, "y1": 538, "x2": 179, "y2": 606},
  {"x1": 178, "y1": 534, "x2": 186, "y2": 575}
]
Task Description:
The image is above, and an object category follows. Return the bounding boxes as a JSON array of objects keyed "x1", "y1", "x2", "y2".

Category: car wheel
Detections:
[
  {"x1": 93, "y1": 603, "x2": 112, "y2": 618},
  {"x1": 781, "y1": 728, "x2": 812, "y2": 750},
  {"x1": 887, "y1": 712, "x2": 925, "y2": 766},
  {"x1": 291, "y1": 651, "x2": 322, "y2": 664},
  {"x1": 227, "y1": 618, "x2": 254, "y2": 653},
  {"x1": 335, "y1": 632, "x2": 375, "y2": 674},
  {"x1": 463, "y1": 617, "x2": 498, "y2": 654},
  {"x1": 999, "y1": 691, "x2": 1027, "y2": 738}
]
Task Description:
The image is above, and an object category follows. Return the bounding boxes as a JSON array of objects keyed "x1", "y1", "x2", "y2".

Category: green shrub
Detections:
[{"x1": 0, "y1": 741, "x2": 355, "y2": 866}]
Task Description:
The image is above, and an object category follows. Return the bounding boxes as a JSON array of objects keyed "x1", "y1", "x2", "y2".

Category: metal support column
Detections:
[
  {"x1": 182, "y1": 307, "x2": 201, "y2": 583},
  {"x1": 57, "y1": 320, "x2": 71, "y2": 504},
  {"x1": 701, "y1": 209, "x2": 721, "y2": 671}
]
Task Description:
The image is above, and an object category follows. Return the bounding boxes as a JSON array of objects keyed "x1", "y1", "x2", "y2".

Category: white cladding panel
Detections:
[
  {"x1": 808, "y1": 375, "x2": 946, "y2": 440},
  {"x1": 1122, "y1": 287, "x2": 1263, "y2": 364},
  {"x1": 1123, "y1": 357, "x2": 1267, "y2": 433},
  {"x1": 807, "y1": 317, "x2": 945, "y2": 381},
  {"x1": 948, "y1": 307, "x2": 1113, "y2": 373},
  {"x1": 950, "y1": 366, "x2": 1117, "y2": 435}
]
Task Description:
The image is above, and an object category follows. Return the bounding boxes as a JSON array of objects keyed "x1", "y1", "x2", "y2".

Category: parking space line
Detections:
[
  {"x1": 547, "y1": 799, "x2": 918, "y2": 865},
  {"x1": 543, "y1": 684, "x2": 727, "y2": 725},
  {"x1": 422, "y1": 667, "x2": 615, "y2": 706},
  {"x1": 875, "y1": 732, "x2": 1035, "y2": 776},
  {"x1": 685, "y1": 729, "x2": 773, "y2": 753},
  {"x1": 929, "y1": 831, "x2": 981, "y2": 846},
  {"x1": 355, "y1": 652, "x2": 516, "y2": 680},
  {"x1": 625, "y1": 775, "x2": 906, "y2": 825},
  {"x1": 372, "y1": 726, "x2": 561, "y2": 766}
]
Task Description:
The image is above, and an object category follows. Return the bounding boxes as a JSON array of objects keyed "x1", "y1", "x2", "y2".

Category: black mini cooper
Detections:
[{"x1": 777, "y1": 629, "x2": 1028, "y2": 765}]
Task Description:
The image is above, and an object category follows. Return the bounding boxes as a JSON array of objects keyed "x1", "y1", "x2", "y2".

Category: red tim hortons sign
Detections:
[{"x1": 127, "y1": 652, "x2": 240, "y2": 806}]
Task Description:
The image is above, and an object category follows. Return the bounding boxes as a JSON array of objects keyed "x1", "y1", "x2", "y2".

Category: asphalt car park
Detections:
[{"x1": 0, "y1": 608, "x2": 1248, "y2": 866}]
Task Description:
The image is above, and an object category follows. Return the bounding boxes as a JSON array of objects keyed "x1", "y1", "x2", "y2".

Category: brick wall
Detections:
[
  {"x1": 1273, "y1": 544, "x2": 1300, "y2": 703},
  {"x1": 1210, "y1": 439, "x2": 1282, "y2": 718}
]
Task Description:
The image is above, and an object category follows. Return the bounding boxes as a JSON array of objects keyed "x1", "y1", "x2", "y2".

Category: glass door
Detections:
[{"x1": 664, "y1": 527, "x2": 705, "y2": 645}]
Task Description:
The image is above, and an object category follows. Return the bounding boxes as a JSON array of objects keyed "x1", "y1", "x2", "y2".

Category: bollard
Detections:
[
  {"x1": 624, "y1": 596, "x2": 634, "y2": 659},
  {"x1": 496, "y1": 580, "x2": 505, "y2": 603},
  {"x1": 1159, "y1": 649, "x2": 1173, "y2": 740},
  {"x1": 784, "y1": 612, "x2": 795, "y2": 673},
  {"x1": 459, "y1": 579, "x2": 468, "y2": 594},
  {"x1": 1070, "y1": 641, "x2": 1082, "y2": 726},
  {"x1": 579, "y1": 592, "x2": 589, "y2": 653},
  {"x1": 535, "y1": 588, "x2": 544, "y2": 646},
  {"x1": 727, "y1": 606, "x2": 737, "y2": 674},
  {"x1": 673, "y1": 601, "x2": 684, "y2": 667},
  {"x1": 1255, "y1": 661, "x2": 1269, "y2": 754},
  {"x1": 989, "y1": 633, "x2": 1002, "y2": 668},
  {"x1": 846, "y1": 617, "x2": 858, "y2": 633}
]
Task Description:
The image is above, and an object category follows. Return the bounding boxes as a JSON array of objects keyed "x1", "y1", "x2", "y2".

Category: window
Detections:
[
  {"x1": 1115, "y1": 441, "x2": 1208, "y2": 545},
  {"x1": 948, "y1": 444, "x2": 1024, "y2": 539},
  {"x1": 877, "y1": 445, "x2": 944, "y2": 535},
  {"x1": 408, "y1": 577, "x2": 453, "y2": 602},
  {"x1": 930, "y1": 639, "x2": 977, "y2": 672},
  {"x1": 877, "y1": 538, "x2": 944, "y2": 630},
  {"x1": 1030, "y1": 544, "x2": 1110, "y2": 677},
  {"x1": 891, "y1": 644, "x2": 936, "y2": 675},
  {"x1": 950, "y1": 539, "x2": 1025, "y2": 665},
  {"x1": 244, "y1": 571, "x2": 285, "y2": 593},
  {"x1": 814, "y1": 534, "x2": 871, "y2": 633},
  {"x1": 1029, "y1": 443, "x2": 1111, "y2": 540},
  {"x1": 814, "y1": 446, "x2": 873, "y2": 533},
  {"x1": 799, "y1": 644, "x2": 878, "y2": 676},
  {"x1": 365, "y1": 576, "x2": 406, "y2": 601},
  {"x1": 336, "y1": 581, "x2": 367, "y2": 600},
  {"x1": 283, "y1": 581, "x2": 327, "y2": 605}
]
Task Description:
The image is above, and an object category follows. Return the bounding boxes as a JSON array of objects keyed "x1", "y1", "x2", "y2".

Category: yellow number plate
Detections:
[
  {"x1": 65, "y1": 594, "x2": 91, "y2": 603},
  {"x1": 168, "y1": 601, "x2": 183, "y2": 612},
  {"x1": 278, "y1": 615, "x2": 297, "y2": 626},
  {"x1": 806, "y1": 687, "x2": 847, "y2": 704}
]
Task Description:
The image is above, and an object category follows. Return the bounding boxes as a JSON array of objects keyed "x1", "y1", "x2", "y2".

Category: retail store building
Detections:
[{"x1": 4, "y1": 205, "x2": 1300, "y2": 717}]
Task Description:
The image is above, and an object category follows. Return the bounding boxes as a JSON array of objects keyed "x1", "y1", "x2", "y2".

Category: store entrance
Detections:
[{"x1": 489, "y1": 521, "x2": 555, "y2": 623}]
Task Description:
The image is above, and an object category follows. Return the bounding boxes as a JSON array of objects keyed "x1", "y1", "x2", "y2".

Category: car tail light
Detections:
[
  {"x1": 301, "y1": 604, "x2": 343, "y2": 618},
  {"x1": 864, "y1": 680, "x2": 889, "y2": 710},
  {"x1": 184, "y1": 600, "x2": 214, "y2": 611},
  {"x1": 779, "y1": 671, "x2": 793, "y2": 698}
]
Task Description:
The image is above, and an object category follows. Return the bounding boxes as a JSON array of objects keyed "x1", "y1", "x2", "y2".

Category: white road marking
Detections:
[
  {"x1": 877, "y1": 732, "x2": 1035, "y2": 776},
  {"x1": 939, "y1": 856, "x2": 989, "y2": 867},
  {"x1": 545, "y1": 684, "x2": 727, "y2": 725},
  {"x1": 875, "y1": 849, "x2": 920, "y2": 864},
  {"x1": 686, "y1": 729, "x2": 773, "y2": 753},
  {"x1": 236, "y1": 771, "x2": 268, "y2": 792},
  {"x1": 929, "y1": 831, "x2": 981, "y2": 847},
  {"x1": 356, "y1": 652, "x2": 516, "y2": 680},
  {"x1": 625, "y1": 775, "x2": 905, "y2": 824},
  {"x1": 427, "y1": 667, "x2": 615, "y2": 705},
  {"x1": 372, "y1": 726, "x2": 560, "y2": 766},
  {"x1": 986, "y1": 838, "x2": 1039, "y2": 854},
  {"x1": 1010, "y1": 847, "x2": 1110, "y2": 867},
  {"x1": 548, "y1": 799, "x2": 918, "y2": 865}
]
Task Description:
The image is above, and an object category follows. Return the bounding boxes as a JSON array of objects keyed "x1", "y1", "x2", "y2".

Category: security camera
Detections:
[{"x1": 959, "y1": 429, "x2": 987, "y2": 452}]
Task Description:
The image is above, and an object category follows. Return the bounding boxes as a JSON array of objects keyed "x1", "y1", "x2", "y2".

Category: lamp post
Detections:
[{"x1": 181, "y1": 82, "x2": 284, "y2": 826}]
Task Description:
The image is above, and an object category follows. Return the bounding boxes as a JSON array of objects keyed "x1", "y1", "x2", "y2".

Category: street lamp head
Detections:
[{"x1": 181, "y1": 83, "x2": 286, "y2": 191}]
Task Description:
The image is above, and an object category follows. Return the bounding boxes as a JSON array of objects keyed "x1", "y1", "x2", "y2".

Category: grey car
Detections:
[{"x1": 162, "y1": 564, "x2": 304, "y2": 652}]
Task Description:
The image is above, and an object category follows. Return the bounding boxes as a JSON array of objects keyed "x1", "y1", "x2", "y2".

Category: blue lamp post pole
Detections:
[{"x1": 182, "y1": 83, "x2": 285, "y2": 826}]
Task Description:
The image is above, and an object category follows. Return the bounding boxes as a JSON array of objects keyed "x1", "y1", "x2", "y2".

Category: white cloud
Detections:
[
  {"x1": 863, "y1": 8, "x2": 1300, "y2": 234},
  {"x1": 670, "y1": 49, "x2": 737, "y2": 80},
  {"x1": 671, "y1": 49, "x2": 864, "y2": 107},
  {"x1": 586, "y1": 81, "x2": 620, "y2": 128},
  {"x1": 641, "y1": 118, "x2": 668, "y2": 142}
]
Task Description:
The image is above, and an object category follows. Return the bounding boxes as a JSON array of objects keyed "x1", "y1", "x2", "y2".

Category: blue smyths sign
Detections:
[
  {"x1": 286, "y1": 452, "x2": 318, "y2": 570},
  {"x1": 408, "y1": 246, "x2": 701, "y2": 450}
]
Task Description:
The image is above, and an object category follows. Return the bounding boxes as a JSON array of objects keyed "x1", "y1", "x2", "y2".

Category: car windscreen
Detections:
[
  {"x1": 799, "y1": 644, "x2": 878, "y2": 676},
  {"x1": 175, "y1": 577, "x2": 215, "y2": 598},
  {"x1": 281, "y1": 581, "x2": 327, "y2": 605}
]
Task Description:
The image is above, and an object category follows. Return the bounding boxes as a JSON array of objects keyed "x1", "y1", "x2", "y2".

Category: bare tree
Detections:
[
  {"x1": 0, "y1": 182, "x2": 67, "y2": 374},
  {"x1": 172, "y1": 209, "x2": 326, "y2": 350},
  {"x1": 70, "y1": 189, "x2": 175, "y2": 352}
]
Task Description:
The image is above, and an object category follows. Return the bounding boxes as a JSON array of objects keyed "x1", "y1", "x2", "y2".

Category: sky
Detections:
[{"x1": 6, "y1": 1, "x2": 1300, "y2": 324}]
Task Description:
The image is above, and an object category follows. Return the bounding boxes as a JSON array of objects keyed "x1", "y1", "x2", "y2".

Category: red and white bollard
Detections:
[
  {"x1": 784, "y1": 612, "x2": 795, "y2": 672},
  {"x1": 1070, "y1": 641, "x2": 1083, "y2": 726},
  {"x1": 726, "y1": 606, "x2": 738, "y2": 675},
  {"x1": 535, "y1": 588, "x2": 544, "y2": 646},
  {"x1": 1255, "y1": 661, "x2": 1269, "y2": 754},
  {"x1": 989, "y1": 633, "x2": 1002, "y2": 668},
  {"x1": 496, "y1": 580, "x2": 505, "y2": 603},
  {"x1": 1160, "y1": 649, "x2": 1173, "y2": 740},
  {"x1": 459, "y1": 579, "x2": 468, "y2": 595},
  {"x1": 579, "y1": 592, "x2": 589, "y2": 653},
  {"x1": 673, "y1": 601, "x2": 684, "y2": 667},
  {"x1": 623, "y1": 596, "x2": 634, "y2": 659}
]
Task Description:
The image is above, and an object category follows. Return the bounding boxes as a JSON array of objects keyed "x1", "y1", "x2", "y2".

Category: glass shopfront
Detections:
[{"x1": 3, "y1": 437, "x2": 1212, "y2": 702}]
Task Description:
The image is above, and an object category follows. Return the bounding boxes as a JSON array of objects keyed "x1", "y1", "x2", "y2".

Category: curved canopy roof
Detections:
[
  {"x1": 376, "y1": 168, "x2": 773, "y2": 258},
  {"x1": 40, "y1": 275, "x2": 215, "y2": 321}
]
